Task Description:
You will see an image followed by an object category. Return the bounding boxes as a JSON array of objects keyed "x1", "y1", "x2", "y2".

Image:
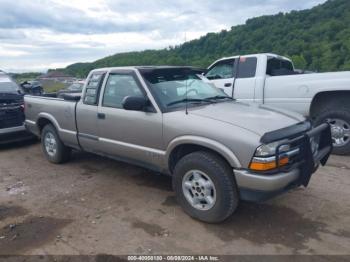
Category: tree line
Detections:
[{"x1": 59, "y1": 0, "x2": 350, "y2": 77}]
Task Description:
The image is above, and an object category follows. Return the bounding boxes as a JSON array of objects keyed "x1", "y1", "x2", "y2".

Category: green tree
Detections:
[{"x1": 59, "y1": 0, "x2": 350, "y2": 77}]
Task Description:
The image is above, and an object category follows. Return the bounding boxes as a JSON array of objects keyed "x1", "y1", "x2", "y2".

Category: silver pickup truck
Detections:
[{"x1": 25, "y1": 66, "x2": 332, "y2": 223}]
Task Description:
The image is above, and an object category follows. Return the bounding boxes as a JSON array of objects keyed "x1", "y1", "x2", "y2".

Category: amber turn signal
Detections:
[{"x1": 249, "y1": 157, "x2": 289, "y2": 171}]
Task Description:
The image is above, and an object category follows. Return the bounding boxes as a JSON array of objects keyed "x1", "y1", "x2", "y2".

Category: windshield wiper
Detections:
[
  {"x1": 167, "y1": 98, "x2": 213, "y2": 107},
  {"x1": 167, "y1": 96, "x2": 233, "y2": 107},
  {"x1": 205, "y1": 95, "x2": 234, "y2": 101}
]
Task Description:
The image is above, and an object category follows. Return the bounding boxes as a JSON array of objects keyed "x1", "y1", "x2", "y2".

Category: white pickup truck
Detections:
[{"x1": 206, "y1": 53, "x2": 350, "y2": 155}]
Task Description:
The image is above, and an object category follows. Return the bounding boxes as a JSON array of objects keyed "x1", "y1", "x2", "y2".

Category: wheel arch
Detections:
[
  {"x1": 310, "y1": 91, "x2": 350, "y2": 119},
  {"x1": 166, "y1": 136, "x2": 241, "y2": 174},
  {"x1": 36, "y1": 113, "x2": 61, "y2": 135}
]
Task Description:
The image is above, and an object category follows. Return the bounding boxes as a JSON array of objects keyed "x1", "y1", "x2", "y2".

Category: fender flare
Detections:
[
  {"x1": 37, "y1": 112, "x2": 61, "y2": 133},
  {"x1": 165, "y1": 135, "x2": 242, "y2": 169}
]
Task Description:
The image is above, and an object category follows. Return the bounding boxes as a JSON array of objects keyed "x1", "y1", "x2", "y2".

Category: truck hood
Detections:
[{"x1": 188, "y1": 101, "x2": 305, "y2": 136}]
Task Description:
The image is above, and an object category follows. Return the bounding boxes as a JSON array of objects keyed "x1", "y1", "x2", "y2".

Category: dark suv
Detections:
[{"x1": 0, "y1": 74, "x2": 33, "y2": 144}]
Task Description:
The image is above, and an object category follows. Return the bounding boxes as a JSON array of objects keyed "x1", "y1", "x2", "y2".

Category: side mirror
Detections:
[{"x1": 122, "y1": 96, "x2": 148, "y2": 111}]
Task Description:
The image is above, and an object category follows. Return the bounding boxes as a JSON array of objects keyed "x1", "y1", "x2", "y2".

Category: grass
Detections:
[{"x1": 41, "y1": 81, "x2": 66, "y2": 93}]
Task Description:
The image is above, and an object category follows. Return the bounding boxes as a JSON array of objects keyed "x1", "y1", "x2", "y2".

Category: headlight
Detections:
[
  {"x1": 255, "y1": 140, "x2": 290, "y2": 157},
  {"x1": 249, "y1": 140, "x2": 298, "y2": 172}
]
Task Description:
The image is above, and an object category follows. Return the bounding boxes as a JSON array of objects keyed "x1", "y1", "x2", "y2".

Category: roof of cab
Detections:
[
  {"x1": 217, "y1": 53, "x2": 289, "y2": 60},
  {"x1": 208, "y1": 53, "x2": 292, "y2": 68},
  {"x1": 90, "y1": 66, "x2": 205, "y2": 74}
]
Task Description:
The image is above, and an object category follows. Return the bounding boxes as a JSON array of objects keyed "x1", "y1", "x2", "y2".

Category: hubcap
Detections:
[
  {"x1": 44, "y1": 132, "x2": 57, "y2": 157},
  {"x1": 182, "y1": 170, "x2": 216, "y2": 211},
  {"x1": 328, "y1": 118, "x2": 350, "y2": 147}
]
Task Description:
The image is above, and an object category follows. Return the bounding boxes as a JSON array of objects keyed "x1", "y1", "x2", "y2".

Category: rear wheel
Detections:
[
  {"x1": 41, "y1": 124, "x2": 71, "y2": 163},
  {"x1": 173, "y1": 151, "x2": 239, "y2": 223}
]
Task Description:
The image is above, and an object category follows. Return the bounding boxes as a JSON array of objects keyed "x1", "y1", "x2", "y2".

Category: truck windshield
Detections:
[
  {"x1": 141, "y1": 68, "x2": 231, "y2": 111},
  {"x1": 0, "y1": 81, "x2": 19, "y2": 94}
]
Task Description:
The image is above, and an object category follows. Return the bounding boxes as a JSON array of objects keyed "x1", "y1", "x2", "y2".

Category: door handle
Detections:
[
  {"x1": 97, "y1": 113, "x2": 105, "y2": 119},
  {"x1": 224, "y1": 83, "x2": 232, "y2": 87}
]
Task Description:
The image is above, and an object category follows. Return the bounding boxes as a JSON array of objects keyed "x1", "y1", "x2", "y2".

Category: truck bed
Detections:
[{"x1": 24, "y1": 95, "x2": 79, "y2": 148}]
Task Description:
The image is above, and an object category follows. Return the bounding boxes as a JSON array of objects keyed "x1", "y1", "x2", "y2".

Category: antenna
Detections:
[
  {"x1": 185, "y1": 72, "x2": 188, "y2": 115},
  {"x1": 185, "y1": 32, "x2": 188, "y2": 115}
]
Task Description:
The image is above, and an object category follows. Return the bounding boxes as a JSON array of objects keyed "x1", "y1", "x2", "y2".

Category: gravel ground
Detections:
[{"x1": 0, "y1": 141, "x2": 349, "y2": 255}]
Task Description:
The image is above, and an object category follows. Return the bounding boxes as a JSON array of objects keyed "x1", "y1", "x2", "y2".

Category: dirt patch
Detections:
[
  {"x1": 336, "y1": 230, "x2": 350, "y2": 238},
  {"x1": 0, "y1": 168, "x2": 11, "y2": 177},
  {"x1": 133, "y1": 171, "x2": 172, "y2": 192},
  {"x1": 1, "y1": 144, "x2": 349, "y2": 255},
  {"x1": 0, "y1": 205, "x2": 28, "y2": 220},
  {"x1": 5, "y1": 181, "x2": 28, "y2": 196},
  {"x1": 80, "y1": 165, "x2": 101, "y2": 177},
  {"x1": 3, "y1": 256, "x2": 128, "y2": 262},
  {"x1": 326, "y1": 163, "x2": 350, "y2": 170},
  {"x1": 0, "y1": 216, "x2": 72, "y2": 255},
  {"x1": 131, "y1": 218, "x2": 169, "y2": 237},
  {"x1": 157, "y1": 209, "x2": 167, "y2": 215},
  {"x1": 162, "y1": 196, "x2": 178, "y2": 207},
  {"x1": 95, "y1": 254, "x2": 128, "y2": 262},
  {"x1": 204, "y1": 202, "x2": 329, "y2": 251},
  {"x1": 204, "y1": 202, "x2": 350, "y2": 252}
]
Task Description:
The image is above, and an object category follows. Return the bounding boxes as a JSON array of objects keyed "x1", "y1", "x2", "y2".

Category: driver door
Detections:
[
  {"x1": 97, "y1": 70, "x2": 164, "y2": 170},
  {"x1": 205, "y1": 59, "x2": 235, "y2": 96}
]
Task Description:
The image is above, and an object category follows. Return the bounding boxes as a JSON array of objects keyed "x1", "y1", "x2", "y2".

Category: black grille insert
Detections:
[{"x1": 0, "y1": 106, "x2": 24, "y2": 129}]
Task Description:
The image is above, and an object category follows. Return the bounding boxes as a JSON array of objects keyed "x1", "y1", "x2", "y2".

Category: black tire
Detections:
[
  {"x1": 314, "y1": 107, "x2": 350, "y2": 155},
  {"x1": 173, "y1": 151, "x2": 239, "y2": 223},
  {"x1": 41, "y1": 124, "x2": 71, "y2": 164}
]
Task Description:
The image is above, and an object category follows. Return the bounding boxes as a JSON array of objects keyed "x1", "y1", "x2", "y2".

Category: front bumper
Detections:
[
  {"x1": 235, "y1": 123, "x2": 332, "y2": 202},
  {"x1": 0, "y1": 125, "x2": 26, "y2": 135},
  {"x1": 0, "y1": 125, "x2": 35, "y2": 144}
]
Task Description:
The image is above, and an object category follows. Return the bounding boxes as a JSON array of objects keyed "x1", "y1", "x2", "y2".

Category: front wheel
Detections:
[
  {"x1": 314, "y1": 109, "x2": 350, "y2": 155},
  {"x1": 173, "y1": 151, "x2": 239, "y2": 223},
  {"x1": 41, "y1": 124, "x2": 71, "y2": 164}
]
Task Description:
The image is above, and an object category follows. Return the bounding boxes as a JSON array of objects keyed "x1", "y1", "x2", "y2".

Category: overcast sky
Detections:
[{"x1": 0, "y1": 0, "x2": 326, "y2": 72}]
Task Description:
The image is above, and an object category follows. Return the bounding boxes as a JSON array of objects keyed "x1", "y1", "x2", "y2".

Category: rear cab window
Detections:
[{"x1": 83, "y1": 72, "x2": 106, "y2": 105}]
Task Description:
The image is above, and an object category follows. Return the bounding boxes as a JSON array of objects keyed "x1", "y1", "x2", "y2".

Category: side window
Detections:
[
  {"x1": 281, "y1": 60, "x2": 294, "y2": 71},
  {"x1": 84, "y1": 73, "x2": 105, "y2": 105},
  {"x1": 237, "y1": 57, "x2": 257, "y2": 78},
  {"x1": 206, "y1": 59, "x2": 235, "y2": 80},
  {"x1": 266, "y1": 58, "x2": 280, "y2": 75},
  {"x1": 102, "y1": 74, "x2": 143, "y2": 109}
]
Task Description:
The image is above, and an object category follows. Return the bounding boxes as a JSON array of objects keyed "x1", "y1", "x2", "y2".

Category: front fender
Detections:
[{"x1": 166, "y1": 135, "x2": 242, "y2": 168}]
